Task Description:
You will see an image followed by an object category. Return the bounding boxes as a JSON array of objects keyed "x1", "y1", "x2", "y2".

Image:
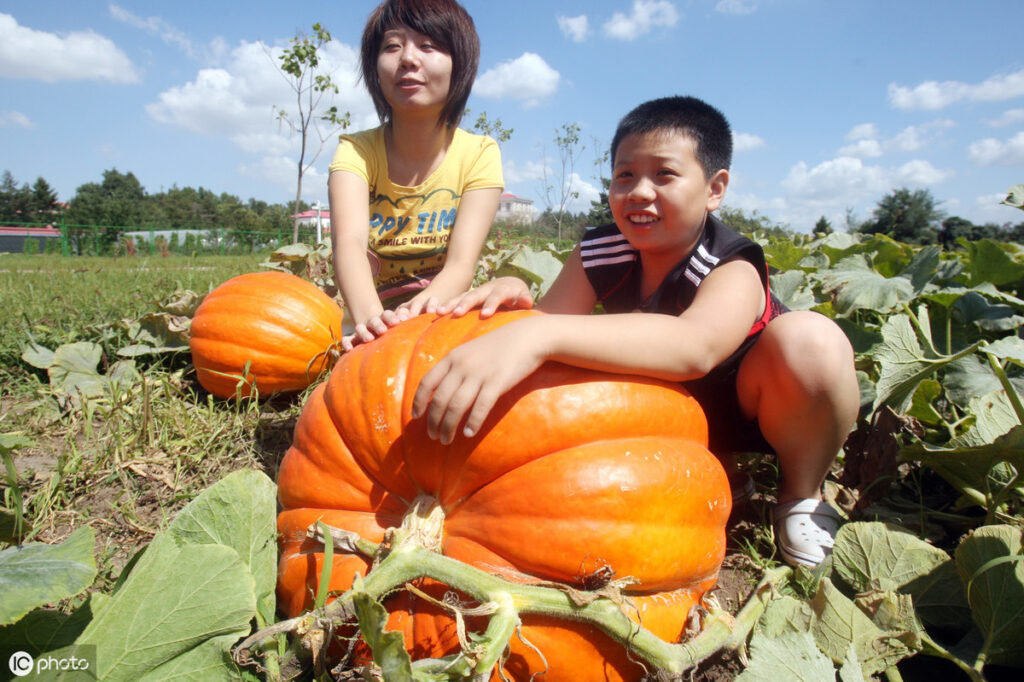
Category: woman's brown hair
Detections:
[{"x1": 361, "y1": 0, "x2": 479, "y2": 128}]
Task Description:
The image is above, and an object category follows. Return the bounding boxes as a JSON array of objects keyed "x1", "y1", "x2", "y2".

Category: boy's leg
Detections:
[
  {"x1": 735, "y1": 311, "x2": 859, "y2": 566},
  {"x1": 735, "y1": 311, "x2": 860, "y2": 503}
]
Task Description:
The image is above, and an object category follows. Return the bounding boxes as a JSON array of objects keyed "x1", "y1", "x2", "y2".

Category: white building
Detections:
[{"x1": 495, "y1": 193, "x2": 534, "y2": 225}]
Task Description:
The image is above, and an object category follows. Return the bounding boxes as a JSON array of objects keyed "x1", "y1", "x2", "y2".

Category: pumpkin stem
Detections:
[{"x1": 396, "y1": 493, "x2": 445, "y2": 554}]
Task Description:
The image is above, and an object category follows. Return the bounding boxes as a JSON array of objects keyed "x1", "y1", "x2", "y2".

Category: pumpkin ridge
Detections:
[{"x1": 197, "y1": 292, "x2": 342, "y2": 342}]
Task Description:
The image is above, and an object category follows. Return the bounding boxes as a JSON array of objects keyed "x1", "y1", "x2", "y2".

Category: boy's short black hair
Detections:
[
  {"x1": 610, "y1": 96, "x2": 733, "y2": 179},
  {"x1": 361, "y1": 0, "x2": 479, "y2": 128}
]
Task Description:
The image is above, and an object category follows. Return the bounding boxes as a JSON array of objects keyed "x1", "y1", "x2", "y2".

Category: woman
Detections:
[{"x1": 330, "y1": 0, "x2": 503, "y2": 349}]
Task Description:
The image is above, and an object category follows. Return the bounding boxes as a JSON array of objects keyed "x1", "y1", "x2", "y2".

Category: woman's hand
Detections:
[
  {"x1": 341, "y1": 309, "x2": 404, "y2": 351},
  {"x1": 436, "y1": 277, "x2": 534, "y2": 318}
]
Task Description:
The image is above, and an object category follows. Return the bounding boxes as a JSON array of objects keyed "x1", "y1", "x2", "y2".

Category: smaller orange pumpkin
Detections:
[{"x1": 190, "y1": 271, "x2": 343, "y2": 398}]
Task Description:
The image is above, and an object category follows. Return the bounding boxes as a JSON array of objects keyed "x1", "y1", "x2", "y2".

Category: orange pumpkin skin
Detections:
[
  {"x1": 276, "y1": 310, "x2": 730, "y2": 681},
  {"x1": 189, "y1": 271, "x2": 343, "y2": 398}
]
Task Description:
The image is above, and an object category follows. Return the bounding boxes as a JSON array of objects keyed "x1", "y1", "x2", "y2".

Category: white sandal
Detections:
[{"x1": 772, "y1": 498, "x2": 841, "y2": 567}]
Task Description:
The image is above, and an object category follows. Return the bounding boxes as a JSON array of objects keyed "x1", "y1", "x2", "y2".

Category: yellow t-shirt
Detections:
[{"x1": 329, "y1": 126, "x2": 503, "y2": 305}]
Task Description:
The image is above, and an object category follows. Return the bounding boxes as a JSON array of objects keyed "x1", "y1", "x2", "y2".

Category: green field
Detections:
[{"x1": 1, "y1": 234, "x2": 1022, "y2": 681}]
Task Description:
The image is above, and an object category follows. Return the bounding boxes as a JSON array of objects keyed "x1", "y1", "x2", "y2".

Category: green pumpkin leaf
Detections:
[
  {"x1": 165, "y1": 469, "x2": 277, "y2": 623},
  {"x1": 871, "y1": 313, "x2": 977, "y2": 414},
  {"x1": 954, "y1": 525, "x2": 1024, "y2": 668},
  {"x1": 0, "y1": 526, "x2": 97, "y2": 626},
  {"x1": 962, "y1": 240, "x2": 1024, "y2": 289},
  {"x1": 755, "y1": 594, "x2": 814, "y2": 638},
  {"x1": 21, "y1": 341, "x2": 55, "y2": 369},
  {"x1": 832, "y1": 522, "x2": 951, "y2": 593},
  {"x1": 1003, "y1": 184, "x2": 1024, "y2": 210},
  {"x1": 351, "y1": 586, "x2": 414, "y2": 682},
  {"x1": 734, "y1": 631, "x2": 835, "y2": 681},
  {"x1": 0, "y1": 599, "x2": 95, "y2": 656},
  {"x1": 75, "y1": 532, "x2": 256, "y2": 682},
  {"x1": 810, "y1": 578, "x2": 919, "y2": 675},
  {"x1": 818, "y1": 255, "x2": 915, "y2": 316},
  {"x1": 48, "y1": 342, "x2": 105, "y2": 398}
]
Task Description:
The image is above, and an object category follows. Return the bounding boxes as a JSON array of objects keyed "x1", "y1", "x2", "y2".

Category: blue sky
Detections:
[{"x1": 2, "y1": 0, "x2": 1023, "y2": 232}]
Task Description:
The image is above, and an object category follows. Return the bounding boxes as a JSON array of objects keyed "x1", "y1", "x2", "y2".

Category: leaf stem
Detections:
[
  {"x1": 984, "y1": 351, "x2": 1024, "y2": 426},
  {"x1": 236, "y1": 527, "x2": 793, "y2": 677}
]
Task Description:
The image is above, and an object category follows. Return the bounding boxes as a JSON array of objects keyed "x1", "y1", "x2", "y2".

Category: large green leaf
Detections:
[
  {"x1": 901, "y1": 423, "x2": 1024, "y2": 509},
  {"x1": 0, "y1": 527, "x2": 97, "y2": 626},
  {"x1": 831, "y1": 522, "x2": 971, "y2": 632},
  {"x1": 165, "y1": 469, "x2": 277, "y2": 623},
  {"x1": 75, "y1": 532, "x2": 256, "y2": 682},
  {"x1": 962, "y1": 239, "x2": 1024, "y2": 289},
  {"x1": 496, "y1": 246, "x2": 564, "y2": 297},
  {"x1": 0, "y1": 600, "x2": 94, "y2": 657},
  {"x1": 734, "y1": 631, "x2": 836, "y2": 681},
  {"x1": 818, "y1": 255, "x2": 915, "y2": 316},
  {"x1": 870, "y1": 312, "x2": 977, "y2": 414},
  {"x1": 832, "y1": 522, "x2": 951, "y2": 593},
  {"x1": 770, "y1": 270, "x2": 817, "y2": 310},
  {"x1": 810, "y1": 578, "x2": 920, "y2": 675},
  {"x1": 954, "y1": 525, "x2": 1024, "y2": 668}
]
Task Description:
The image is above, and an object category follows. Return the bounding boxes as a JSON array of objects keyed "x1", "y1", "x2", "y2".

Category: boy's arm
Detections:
[{"x1": 413, "y1": 258, "x2": 765, "y2": 444}]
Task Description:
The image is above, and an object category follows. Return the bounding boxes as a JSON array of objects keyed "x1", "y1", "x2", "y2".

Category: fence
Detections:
[{"x1": 0, "y1": 221, "x2": 323, "y2": 256}]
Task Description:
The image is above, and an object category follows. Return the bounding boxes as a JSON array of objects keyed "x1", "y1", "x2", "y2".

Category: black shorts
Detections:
[{"x1": 682, "y1": 333, "x2": 774, "y2": 457}]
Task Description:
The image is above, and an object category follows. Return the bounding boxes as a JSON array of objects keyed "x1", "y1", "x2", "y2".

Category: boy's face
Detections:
[{"x1": 609, "y1": 130, "x2": 728, "y2": 266}]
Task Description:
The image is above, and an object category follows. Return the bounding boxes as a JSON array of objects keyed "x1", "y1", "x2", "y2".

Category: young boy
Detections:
[{"x1": 411, "y1": 96, "x2": 861, "y2": 567}]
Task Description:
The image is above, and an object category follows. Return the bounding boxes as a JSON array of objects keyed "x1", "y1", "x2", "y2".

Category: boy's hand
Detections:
[
  {"x1": 436, "y1": 277, "x2": 534, "y2": 318},
  {"x1": 412, "y1": 318, "x2": 545, "y2": 444}
]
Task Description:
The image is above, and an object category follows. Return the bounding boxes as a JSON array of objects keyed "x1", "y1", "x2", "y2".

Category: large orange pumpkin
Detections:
[
  {"x1": 190, "y1": 271, "x2": 343, "y2": 398},
  {"x1": 276, "y1": 310, "x2": 730, "y2": 681}
]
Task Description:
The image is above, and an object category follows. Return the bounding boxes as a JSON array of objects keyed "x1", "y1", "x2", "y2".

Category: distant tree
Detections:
[
  {"x1": 860, "y1": 187, "x2": 944, "y2": 244},
  {"x1": 274, "y1": 23, "x2": 351, "y2": 244},
  {"x1": 0, "y1": 171, "x2": 29, "y2": 223},
  {"x1": 719, "y1": 206, "x2": 788, "y2": 237},
  {"x1": 813, "y1": 215, "x2": 833, "y2": 237},
  {"x1": 541, "y1": 122, "x2": 585, "y2": 244},
  {"x1": 66, "y1": 169, "x2": 146, "y2": 253},
  {"x1": 29, "y1": 177, "x2": 59, "y2": 222},
  {"x1": 586, "y1": 178, "x2": 612, "y2": 226},
  {"x1": 466, "y1": 109, "x2": 513, "y2": 146},
  {"x1": 939, "y1": 216, "x2": 974, "y2": 250}
]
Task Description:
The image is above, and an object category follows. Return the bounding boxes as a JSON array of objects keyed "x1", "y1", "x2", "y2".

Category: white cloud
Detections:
[
  {"x1": 890, "y1": 120, "x2": 953, "y2": 153},
  {"x1": 502, "y1": 159, "x2": 548, "y2": 186},
  {"x1": 782, "y1": 157, "x2": 889, "y2": 204},
  {"x1": 892, "y1": 160, "x2": 954, "y2": 186},
  {"x1": 974, "y1": 192, "x2": 1024, "y2": 223},
  {"x1": 603, "y1": 1, "x2": 679, "y2": 41},
  {"x1": 888, "y1": 68, "x2": 1024, "y2": 110},
  {"x1": 986, "y1": 108, "x2": 1024, "y2": 127},
  {"x1": 838, "y1": 139, "x2": 883, "y2": 158},
  {"x1": 845, "y1": 123, "x2": 878, "y2": 141},
  {"x1": 108, "y1": 3, "x2": 196, "y2": 58},
  {"x1": 782, "y1": 155, "x2": 953, "y2": 204},
  {"x1": 968, "y1": 131, "x2": 1024, "y2": 166},
  {"x1": 474, "y1": 53, "x2": 559, "y2": 106},
  {"x1": 147, "y1": 38, "x2": 372, "y2": 195},
  {"x1": 715, "y1": 0, "x2": 758, "y2": 16},
  {"x1": 565, "y1": 172, "x2": 602, "y2": 213},
  {"x1": 733, "y1": 132, "x2": 765, "y2": 152},
  {"x1": 0, "y1": 110, "x2": 34, "y2": 128},
  {"x1": 0, "y1": 13, "x2": 139, "y2": 83},
  {"x1": 557, "y1": 15, "x2": 589, "y2": 42}
]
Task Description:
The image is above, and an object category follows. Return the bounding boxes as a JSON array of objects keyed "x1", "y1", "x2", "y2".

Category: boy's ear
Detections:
[{"x1": 705, "y1": 169, "x2": 729, "y2": 211}]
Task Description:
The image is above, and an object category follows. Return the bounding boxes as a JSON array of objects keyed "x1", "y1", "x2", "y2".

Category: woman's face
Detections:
[{"x1": 377, "y1": 25, "x2": 452, "y2": 120}]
